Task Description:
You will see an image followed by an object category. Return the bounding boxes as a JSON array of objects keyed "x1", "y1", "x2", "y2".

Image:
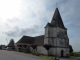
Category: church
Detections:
[{"x1": 16, "y1": 8, "x2": 70, "y2": 57}]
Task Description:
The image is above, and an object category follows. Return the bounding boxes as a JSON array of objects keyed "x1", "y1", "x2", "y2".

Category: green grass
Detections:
[
  {"x1": 15, "y1": 51, "x2": 80, "y2": 59},
  {"x1": 27, "y1": 53, "x2": 33, "y2": 55},
  {"x1": 70, "y1": 56, "x2": 80, "y2": 58},
  {"x1": 26, "y1": 53, "x2": 54, "y2": 59},
  {"x1": 15, "y1": 51, "x2": 55, "y2": 59},
  {"x1": 70, "y1": 52, "x2": 80, "y2": 59},
  {"x1": 27, "y1": 53, "x2": 80, "y2": 59},
  {"x1": 39, "y1": 55, "x2": 54, "y2": 59}
]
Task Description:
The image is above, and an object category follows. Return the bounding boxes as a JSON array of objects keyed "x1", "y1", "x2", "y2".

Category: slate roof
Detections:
[
  {"x1": 17, "y1": 36, "x2": 35, "y2": 44},
  {"x1": 34, "y1": 35, "x2": 44, "y2": 45},
  {"x1": 45, "y1": 8, "x2": 66, "y2": 29},
  {"x1": 16, "y1": 35, "x2": 44, "y2": 46},
  {"x1": 45, "y1": 23, "x2": 53, "y2": 28}
]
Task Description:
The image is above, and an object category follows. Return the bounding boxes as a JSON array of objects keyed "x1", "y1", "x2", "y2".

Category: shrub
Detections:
[
  {"x1": 23, "y1": 48, "x2": 28, "y2": 53},
  {"x1": 43, "y1": 44, "x2": 52, "y2": 57},
  {"x1": 36, "y1": 52, "x2": 40, "y2": 56},
  {"x1": 71, "y1": 52, "x2": 80, "y2": 57},
  {"x1": 43, "y1": 44, "x2": 52, "y2": 50},
  {"x1": 69, "y1": 45, "x2": 73, "y2": 53},
  {"x1": 23, "y1": 47, "x2": 31, "y2": 53},
  {"x1": 30, "y1": 44, "x2": 37, "y2": 54},
  {"x1": 18, "y1": 47, "x2": 21, "y2": 52},
  {"x1": 30, "y1": 44, "x2": 37, "y2": 49},
  {"x1": 11, "y1": 47, "x2": 15, "y2": 51}
]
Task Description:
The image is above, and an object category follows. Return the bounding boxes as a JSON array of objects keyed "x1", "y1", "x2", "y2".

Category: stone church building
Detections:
[{"x1": 17, "y1": 8, "x2": 70, "y2": 57}]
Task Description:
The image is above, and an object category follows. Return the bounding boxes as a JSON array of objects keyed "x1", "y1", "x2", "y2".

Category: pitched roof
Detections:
[
  {"x1": 16, "y1": 35, "x2": 44, "y2": 46},
  {"x1": 45, "y1": 23, "x2": 53, "y2": 28},
  {"x1": 46, "y1": 8, "x2": 66, "y2": 29},
  {"x1": 34, "y1": 35, "x2": 44, "y2": 45},
  {"x1": 16, "y1": 36, "x2": 35, "y2": 44}
]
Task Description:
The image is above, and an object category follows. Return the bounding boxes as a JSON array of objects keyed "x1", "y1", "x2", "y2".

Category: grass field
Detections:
[
  {"x1": 39, "y1": 55, "x2": 54, "y2": 59},
  {"x1": 70, "y1": 56, "x2": 80, "y2": 58},
  {"x1": 70, "y1": 56, "x2": 80, "y2": 60},
  {"x1": 27, "y1": 53, "x2": 33, "y2": 55},
  {"x1": 70, "y1": 52, "x2": 80, "y2": 60},
  {"x1": 16, "y1": 51, "x2": 80, "y2": 60},
  {"x1": 27, "y1": 53, "x2": 54, "y2": 59}
]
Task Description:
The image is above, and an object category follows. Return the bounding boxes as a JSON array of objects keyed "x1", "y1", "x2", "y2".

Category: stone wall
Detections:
[
  {"x1": 44, "y1": 26, "x2": 70, "y2": 57},
  {"x1": 48, "y1": 47, "x2": 70, "y2": 57},
  {"x1": 30, "y1": 46, "x2": 47, "y2": 55}
]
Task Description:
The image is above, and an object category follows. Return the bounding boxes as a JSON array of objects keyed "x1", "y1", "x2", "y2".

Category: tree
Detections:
[
  {"x1": 43, "y1": 44, "x2": 52, "y2": 57},
  {"x1": 69, "y1": 45, "x2": 73, "y2": 53},
  {"x1": 30, "y1": 44, "x2": 37, "y2": 54},
  {"x1": 8, "y1": 39, "x2": 15, "y2": 47}
]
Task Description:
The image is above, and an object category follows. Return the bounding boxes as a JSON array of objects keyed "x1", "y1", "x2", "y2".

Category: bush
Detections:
[
  {"x1": 30, "y1": 44, "x2": 37, "y2": 49},
  {"x1": 69, "y1": 45, "x2": 73, "y2": 53},
  {"x1": 71, "y1": 52, "x2": 80, "y2": 57},
  {"x1": 43, "y1": 44, "x2": 52, "y2": 50},
  {"x1": 18, "y1": 47, "x2": 21, "y2": 52},
  {"x1": 23, "y1": 48, "x2": 28, "y2": 53},
  {"x1": 11, "y1": 47, "x2": 15, "y2": 51},
  {"x1": 23, "y1": 47, "x2": 31, "y2": 53},
  {"x1": 35, "y1": 52, "x2": 40, "y2": 56},
  {"x1": 43, "y1": 44, "x2": 52, "y2": 57}
]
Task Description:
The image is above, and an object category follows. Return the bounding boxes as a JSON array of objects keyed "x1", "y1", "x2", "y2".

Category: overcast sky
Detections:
[{"x1": 0, "y1": 0, "x2": 80, "y2": 52}]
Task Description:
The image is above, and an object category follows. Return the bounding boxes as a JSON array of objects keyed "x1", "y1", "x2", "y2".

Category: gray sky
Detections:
[{"x1": 0, "y1": 0, "x2": 80, "y2": 52}]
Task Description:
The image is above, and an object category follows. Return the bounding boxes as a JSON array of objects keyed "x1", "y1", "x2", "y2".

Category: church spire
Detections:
[{"x1": 51, "y1": 8, "x2": 66, "y2": 29}]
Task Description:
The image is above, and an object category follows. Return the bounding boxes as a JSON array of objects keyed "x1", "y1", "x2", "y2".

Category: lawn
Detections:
[
  {"x1": 27, "y1": 53, "x2": 54, "y2": 59},
  {"x1": 70, "y1": 56, "x2": 80, "y2": 60},
  {"x1": 39, "y1": 55, "x2": 54, "y2": 59},
  {"x1": 27, "y1": 53, "x2": 33, "y2": 55},
  {"x1": 70, "y1": 56, "x2": 80, "y2": 58}
]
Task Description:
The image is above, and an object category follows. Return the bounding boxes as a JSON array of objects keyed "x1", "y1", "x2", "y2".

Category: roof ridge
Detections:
[{"x1": 34, "y1": 35, "x2": 44, "y2": 37}]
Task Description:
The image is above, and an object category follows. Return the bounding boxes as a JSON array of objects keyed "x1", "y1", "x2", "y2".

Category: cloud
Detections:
[
  {"x1": 4, "y1": 25, "x2": 44, "y2": 37},
  {"x1": 64, "y1": 22, "x2": 72, "y2": 25},
  {"x1": 7, "y1": 18, "x2": 20, "y2": 23},
  {"x1": 0, "y1": 0, "x2": 80, "y2": 52},
  {"x1": 0, "y1": 0, "x2": 24, "y2": 20}
]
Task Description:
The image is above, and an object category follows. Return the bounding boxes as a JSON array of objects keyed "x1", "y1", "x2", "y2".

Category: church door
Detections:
[{"x1": 61, "y1": 50, "x2": 63, "y2": 57}]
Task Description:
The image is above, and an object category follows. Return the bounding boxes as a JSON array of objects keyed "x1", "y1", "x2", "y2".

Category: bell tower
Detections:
[{"x1": 44, "y1": 8, "x2": 70, "y2": 57}]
